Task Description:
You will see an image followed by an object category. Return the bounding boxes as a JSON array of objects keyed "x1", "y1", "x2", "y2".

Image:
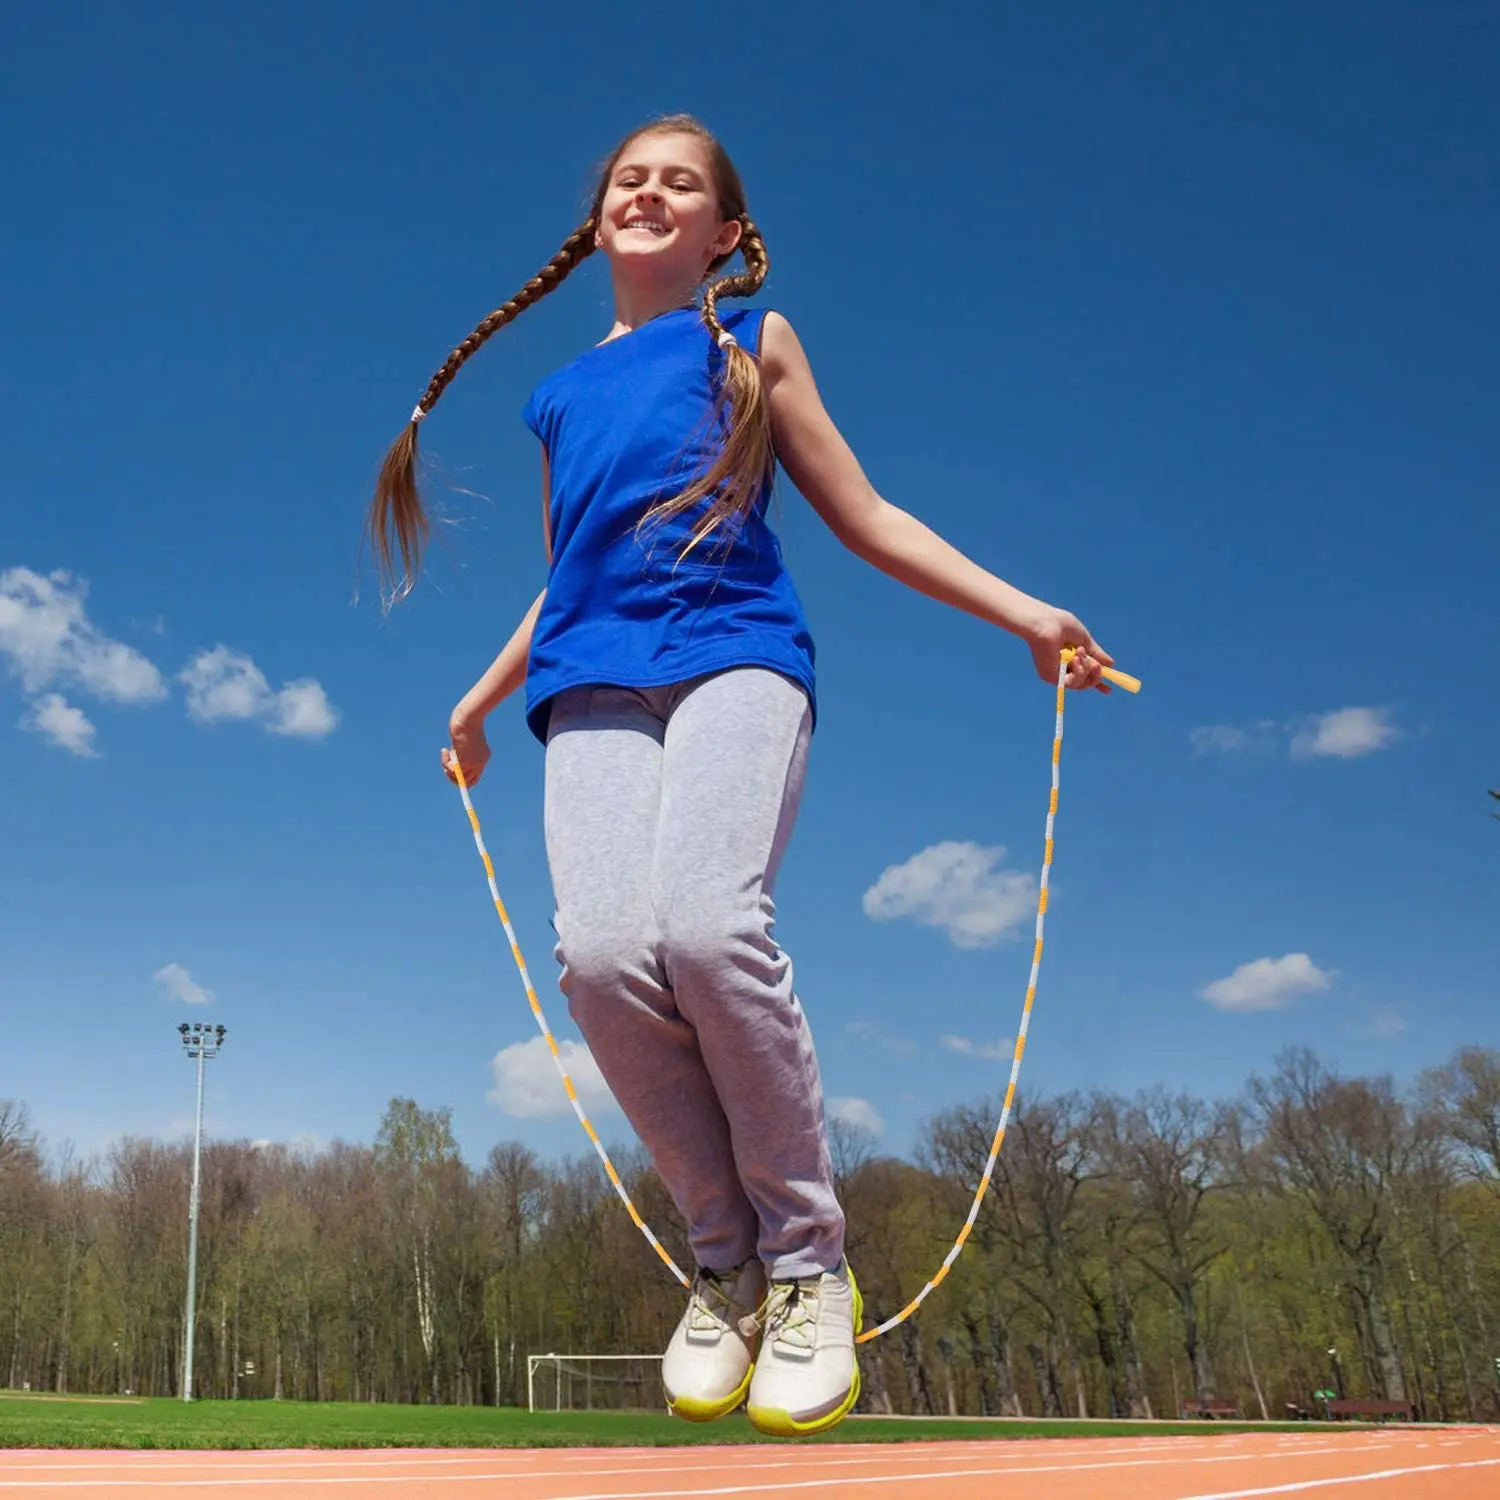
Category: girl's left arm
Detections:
[{"x1": 760, "y1": 312, "x2": 1112, "y2": 690}]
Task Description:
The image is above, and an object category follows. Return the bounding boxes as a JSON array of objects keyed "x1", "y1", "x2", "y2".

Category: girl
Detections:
[{"x1": 366, "y1": 113, "x2": 1112, "y2": 1438}]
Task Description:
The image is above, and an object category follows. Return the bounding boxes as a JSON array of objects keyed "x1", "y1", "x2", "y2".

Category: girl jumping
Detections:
[{"x1": 366, "y1": 112, "x2": 1112, "y2": 1438}]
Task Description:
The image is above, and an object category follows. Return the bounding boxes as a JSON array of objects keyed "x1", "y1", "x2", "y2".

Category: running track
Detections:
[{"x1": 3, "y1": 1428, "x2": 1497, "y2": 1499}]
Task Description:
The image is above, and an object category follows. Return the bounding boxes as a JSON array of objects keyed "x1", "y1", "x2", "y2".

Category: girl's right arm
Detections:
[
  {"x1": 440, "y1": 450, "x2": 553, "y2": 788},
  {"x1": 440, "y1": 588, "x2": 545, "y2": 787}
]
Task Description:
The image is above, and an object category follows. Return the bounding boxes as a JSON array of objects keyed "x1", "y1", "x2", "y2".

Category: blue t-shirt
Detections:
[{"x1": 520, "y1": 305, "x2": 816, "y2": 743}]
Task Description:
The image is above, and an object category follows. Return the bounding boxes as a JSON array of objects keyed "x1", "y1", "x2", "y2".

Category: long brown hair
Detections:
[{"x1": 364, "y1": 114, "x2": 773, "y2": 604}]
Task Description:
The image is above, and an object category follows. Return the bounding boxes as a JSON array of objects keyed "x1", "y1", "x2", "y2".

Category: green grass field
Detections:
[{"x1": 0, "y1": 1393, "x2": 1351, "y2": 1450}]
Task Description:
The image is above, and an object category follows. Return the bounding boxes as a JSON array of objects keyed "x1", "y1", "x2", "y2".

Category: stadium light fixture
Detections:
[{"x1": 177, "y1": 1020, "x2": 228, "y2": 1402}]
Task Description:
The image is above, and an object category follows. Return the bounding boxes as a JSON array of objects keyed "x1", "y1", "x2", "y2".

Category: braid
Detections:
[
  {"x1": 364, "y1": 221, "x2": 597, "y2": 605},
  {"x1": 643, "y1": 217, "x2": 776, "y2": 557},
  {"x1": 412, "y1": 220, "x2": 596, "y2": 421},
  {"x1": 699, "y1": 215, "x2": 769, "y2": 344}
]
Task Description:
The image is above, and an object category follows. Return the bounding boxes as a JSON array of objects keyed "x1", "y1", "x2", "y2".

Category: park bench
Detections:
[
  {"x1": 1181, "y1": 1398, "x2": 1243, "y2": 1419},
  {"x1": 1328, "y1": 1399, "x2": 1414, "y2": 1422}
]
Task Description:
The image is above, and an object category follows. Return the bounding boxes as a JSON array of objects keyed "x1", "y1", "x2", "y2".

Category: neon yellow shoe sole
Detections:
[
  {"x1": 746, "y1": 1267, "x2": 865, "y2": 1438},
  {"x1": 746, "y1": 1364, "x2": 861, "y2": 1437},
  {"x1": 668, "y1": 1359, "x2": 755, "y2": 1423}
]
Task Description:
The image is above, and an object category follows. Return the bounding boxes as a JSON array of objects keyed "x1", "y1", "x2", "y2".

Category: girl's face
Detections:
[{"x1": 595, "y1": 132, "x2": 742, "y2": 282}]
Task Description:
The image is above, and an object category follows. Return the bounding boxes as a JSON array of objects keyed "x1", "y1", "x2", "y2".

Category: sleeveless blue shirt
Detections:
[{"x1": 520, "y1": 305, "x2": 816, "y2": 743}]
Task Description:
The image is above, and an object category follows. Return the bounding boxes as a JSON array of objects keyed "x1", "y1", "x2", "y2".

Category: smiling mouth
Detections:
[{"x1": 620, "y1": 218, "x2": 670, "y2": 236}]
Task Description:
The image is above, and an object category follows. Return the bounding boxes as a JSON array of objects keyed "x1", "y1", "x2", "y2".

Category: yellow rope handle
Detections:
[
  {"x1": 1064, "y1": 646, "x2": 1141, "y2": 694},
  {"x1": 450, "y1": 647, "x2": 1138, "y2": 1341}
]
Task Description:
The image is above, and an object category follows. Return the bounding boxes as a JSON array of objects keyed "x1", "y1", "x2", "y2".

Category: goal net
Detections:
[{"x1": 526, "y1": 1352, "x2": 667, "y2": 1413}]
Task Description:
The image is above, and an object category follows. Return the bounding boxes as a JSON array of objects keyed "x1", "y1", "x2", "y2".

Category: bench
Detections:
[
  {"x1": 1181, "y1": 1398, "x2": 1243, "y2": 1419},
  {"x1": 1328, "y1": 1399, "x2": 1414, "y2": 1422}
]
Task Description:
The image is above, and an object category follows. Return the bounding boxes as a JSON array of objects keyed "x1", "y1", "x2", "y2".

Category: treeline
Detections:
[{"x1": 1, "y1": 1045, "x2": 1497, "y2": 1420}]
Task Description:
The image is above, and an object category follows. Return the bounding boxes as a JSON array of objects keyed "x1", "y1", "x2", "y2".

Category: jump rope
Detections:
[{"x1": 450, "y1": 646, "x2": 1140, "y2": 1345}]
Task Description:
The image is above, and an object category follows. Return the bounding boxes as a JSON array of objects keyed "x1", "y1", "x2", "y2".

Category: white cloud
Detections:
[
  {"x1": 1291, "y1": 707, "x2": 1398, "y2": 761},
  {"x1": 863, "y1": 841, "x2": 1035, "y2": 949},
  {"x1": 1190, "y1": 725, "x2": 1253, "y2": 755},
  {"x1": 0, "y1": 570, "x2": 337, "y2": 751},
  {"x1": 22, "y1": 693, "x2": 99, "y2": 757},
  {"x1": 1192, "y1": 708, "x2": 1398, "y2": 762},
  {"x1": 1201, "y1": 953, "x2": 1333, "y2": 1013},
  {"x1": 155, "y1": 962, "x2": 214, "y2": 1006},
  {"x1": 1368, "y1": 1005, "x2": 1407, "y2": 1038},
  {"x1": 843, "y1": 1020, "x2": 917, "y2": 1056},
  {"x1": 180, "y1": 647, "x2": 338, "y2": 740},
  {"x1": 179, "y1": 648, "x2": 273, "y2": 723},
  {"x1": 940, "y1": 1034, "x2": 1013, "y2": 1061},
  {"x1": 271, "y1": 678, "x2": 338, "y2": 738},
  {"x1": 828, "y1": 1097, "x2": 885, "y2": 1137},
  {"x1": 488, "y1": 1035, "x2": 620, "y2": 1119},
  {"x1": 0, "y1": 568, "x2": 166, "y2": 709}
]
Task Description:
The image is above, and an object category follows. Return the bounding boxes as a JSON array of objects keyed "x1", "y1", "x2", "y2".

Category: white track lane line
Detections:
[
  {"x1": 0, "y1": 1440, "x2": 1416, "y2": 1492},
  {"x1": 0, "y1": 1435, "x2": 1317, "y2": 1474},
  {"x1": 1178, "y1": 1456, "x2": 1500, "y2": 1498},
  {"x1": 0, "y1": 1442, "x2": 1188, "y2": 1475}
]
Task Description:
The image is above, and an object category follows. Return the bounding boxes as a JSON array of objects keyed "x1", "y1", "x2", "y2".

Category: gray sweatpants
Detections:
[{"x1": 543, "y1": 666, "x2": 844, "y2": 1281}]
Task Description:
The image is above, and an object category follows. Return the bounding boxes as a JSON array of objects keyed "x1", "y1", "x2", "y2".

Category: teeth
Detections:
[{"x1": 623, "y1": 220, "x2": 667, "y2": 234}]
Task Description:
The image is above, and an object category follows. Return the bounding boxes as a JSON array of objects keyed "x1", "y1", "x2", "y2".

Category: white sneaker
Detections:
[
  {"x1": 746, "y1": 1259, "x2": 863, "y2": 1437},
  {"x1": 662, "y1": 1259, "x2": 767, "y2": 1422}
]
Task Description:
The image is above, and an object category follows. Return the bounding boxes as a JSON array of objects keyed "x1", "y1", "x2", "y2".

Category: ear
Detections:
[{"x1": 708, "y1": 216, "x2": 743, "y2": 262}]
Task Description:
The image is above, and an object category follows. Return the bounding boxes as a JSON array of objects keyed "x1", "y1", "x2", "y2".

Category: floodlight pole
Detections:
[{"x1": 178, "y1": 1022, "x2": 226, "y2": 1402}]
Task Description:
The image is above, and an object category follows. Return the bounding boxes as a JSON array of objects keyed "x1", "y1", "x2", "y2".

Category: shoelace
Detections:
[
  {"x1": 688, "y1": 1270, "x2": 754, "y2": 1335},
  {"x1": 739, "y1": 1277, "x2": 822, "y2": 1350}
]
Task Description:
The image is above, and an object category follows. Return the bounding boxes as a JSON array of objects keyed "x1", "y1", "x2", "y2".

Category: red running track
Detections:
[{"x1": 2, "y1": 1427, "x2": 1498, "y2": 1499}]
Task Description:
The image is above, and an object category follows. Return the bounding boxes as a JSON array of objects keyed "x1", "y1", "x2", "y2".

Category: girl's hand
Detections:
[
  {"x1": 442, "y1": 705, "x2": 491, "y2": 788},
  {"x1": 1019, "y1": 605, "x2": 1115, "y2": 694}
]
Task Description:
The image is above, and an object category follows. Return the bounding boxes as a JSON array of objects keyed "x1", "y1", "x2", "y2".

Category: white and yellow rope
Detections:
[{"x1": 451, "y1": 647, "x2": 1138, "y2": 1339}]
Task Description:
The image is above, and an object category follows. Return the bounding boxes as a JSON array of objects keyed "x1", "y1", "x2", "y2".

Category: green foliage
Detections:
[{"x1": 1, "y1": 1045, "x2": 1498, "y2": 1425}]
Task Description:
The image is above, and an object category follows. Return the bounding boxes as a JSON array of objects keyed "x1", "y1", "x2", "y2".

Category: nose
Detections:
[{"x1": 634, "y1": 186, "x2": 664, "y2": 206}]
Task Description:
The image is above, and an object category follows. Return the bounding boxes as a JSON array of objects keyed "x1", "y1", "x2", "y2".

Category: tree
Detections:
[
  {"x1": 46, "y1": 1149, "x2": 95, "y2": 1395},
  {"x1": 0, "y1": 1102, "x2": 45, "y2": 1390},
  {"x1": 837, "y1": 1152, "x2": 947, "y2": 1415},
  {"x1": 481, "y1": 1143, "x2": 545, "y2": 1405},
  {"x1": 0, "y1": 1068, "x2": 1495, "y2": 1418},
  {"x1": 827, "y1": 1117, "x2": 878, "y2": 1198},
  {"x1": 1247, "y1": 1050, "x2": 1421, "y2": 1404},
  {"x1": 1421, "y1": 1048, "x2": 1500, "y2": 1194},
  {"x1": 374, "y1": 1099, "x2": 461, "y2": 1403},
  {"x1": 1101, "y1": 1089, "x2": 1231, "y2": 1408},
  {"x1": 0, "y1": 1100, "x2": 36, "y2": 1169},
  {"x1": 926, "y1": 1092, "x2": 1098, "y2": 1416}
]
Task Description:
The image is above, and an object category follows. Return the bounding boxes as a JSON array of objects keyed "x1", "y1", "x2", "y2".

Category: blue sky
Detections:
[{"x1": 2, "y1": 3, "x2": 1496, "y2": 1173}]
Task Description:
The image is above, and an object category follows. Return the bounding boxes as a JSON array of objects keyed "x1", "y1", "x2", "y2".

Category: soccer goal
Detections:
[{"x1": 526, "y1": 1352, "x2": 667, "y2": 1413}]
